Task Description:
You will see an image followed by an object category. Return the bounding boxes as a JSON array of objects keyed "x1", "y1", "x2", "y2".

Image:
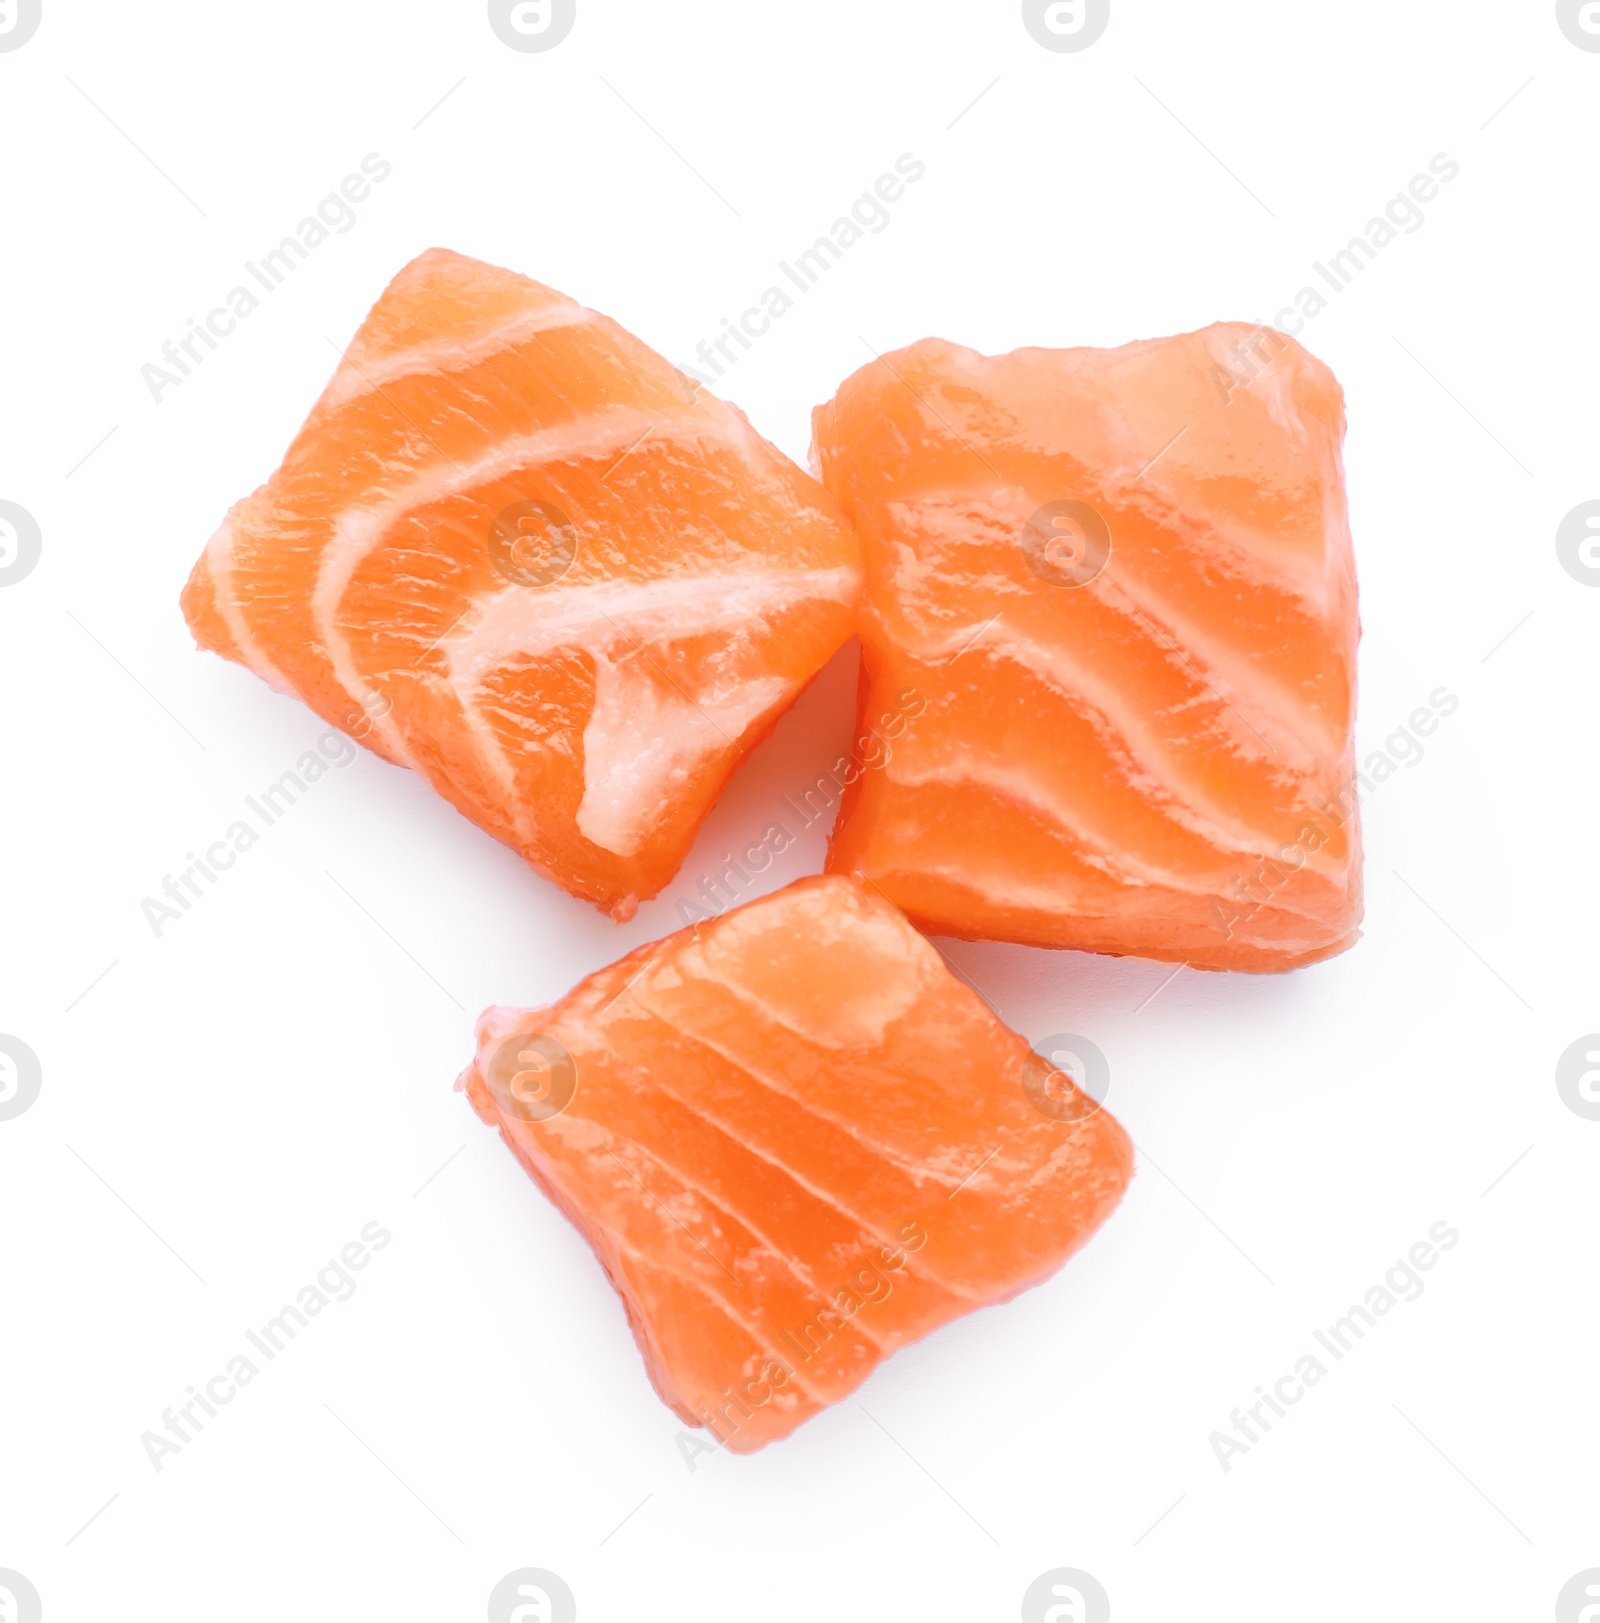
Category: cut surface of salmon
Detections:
[
  {"x1": 812, "y1": 326, "x2": 1362, "y2": 972},
  {"x1": 459, "y1": 875, "x2": 1132, "y2": 1452},
  {"x1": 181, "y1": 248, "x2": 861, "y2": 919}
]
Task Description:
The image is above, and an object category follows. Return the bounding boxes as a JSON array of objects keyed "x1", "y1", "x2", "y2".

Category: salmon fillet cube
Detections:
[
  {"x1": 180, "y1": 248, "x2": 861, "y2": 920},
  {"x1": 811, "y1": 327, "x2": 1363, "y2": 972},
  {"x1": 459, "y1": 875, "x2": 1133, "y2": 1452}
]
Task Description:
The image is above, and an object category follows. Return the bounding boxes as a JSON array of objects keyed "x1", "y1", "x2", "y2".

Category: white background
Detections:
[{"x1": 2, "y1": 2, "x2": 1596, "y2": 1618}]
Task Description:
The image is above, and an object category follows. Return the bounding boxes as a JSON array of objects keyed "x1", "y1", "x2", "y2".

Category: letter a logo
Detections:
[
  {"x1": 0, "y1": 1571, "x2": 42, "y2": 1623},
  {"x1": 1045, "y1": 1586, "x2": 1087, "y2": 1623},
  {"x1": 489, "y1": 1567, "x2": 573, "y2": 1623},
  {"x1": 1022, "y1": 1567, "x2": 1109, "y2": 1623},
  {"x1": 510, "y1": 1585, "x2": 552, "y2": 1623},
  {"x1": 1557, "y1": 1570, "x2": 1600, "y2": 1623}
]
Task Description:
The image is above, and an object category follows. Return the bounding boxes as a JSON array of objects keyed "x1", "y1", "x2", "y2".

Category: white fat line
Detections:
[
  {"x1": 445, "y1": 565, "x2": 857, "y2": 857},
  {"x1": 886, "y1": 755, "x2": 1201, "y2": 892},
  {"x1": 885, "y1": 614, "x2": 1334, "y2": 865},
  {"x1": 1094, "y1": 570, "x2": 1345, "y2": 765},
  {"x1": 309, "y1": 404, "x2": 748, "y2": 769},
  {"x1": 202, "y1": 514, "x2": 296, "y2": 696},
  {"x1": 443, "y1": 565, "x2": 860, "y2": 683},
  {"x1": 882, "y1": 489, "x2": 1348, "y2": 763},
  {"x1": 888, "y1": 480, "x2": 1349, "y2": 621},
  {"x1": 902, "y1": 850, "x2": 1337, "y2": 934},
  {"x1": 886, "y1": 754, "x2": 1348, "y2": 907},
  {"x1": 316, "y1": 301, "x2": 601, "y2": 412}
]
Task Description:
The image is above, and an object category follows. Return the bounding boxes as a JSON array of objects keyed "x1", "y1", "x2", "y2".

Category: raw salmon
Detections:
[
  {"x1": 812, "y1": 326, "x2": 1362, "y2": 972},
  {"x1": 181, "y1": 249, "x2": 861, "y2": 920},
  {"x1": 459, "y1": 874, "x2": 1132, "y2": 1452}
]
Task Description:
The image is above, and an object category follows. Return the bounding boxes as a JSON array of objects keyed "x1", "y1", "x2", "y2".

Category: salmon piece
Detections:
[
  {"x1": 459, "y1": 875, "x2": 1132, "y2": 1452},
  {"x1": 811, "y1": 326, "x2": 1362, "y2": 972},
  {"x1": 180, "y1": 249, "x2": 861, "y2": 919}
]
